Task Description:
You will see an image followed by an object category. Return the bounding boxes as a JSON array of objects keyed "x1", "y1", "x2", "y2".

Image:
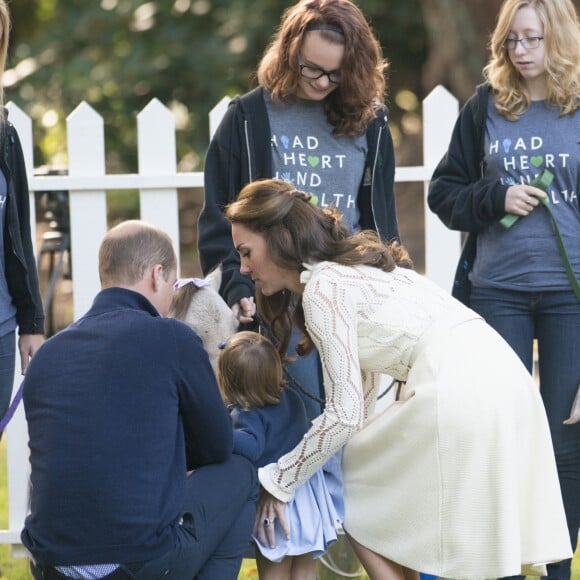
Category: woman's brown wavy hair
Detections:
[
  {"x1": 484, "y1": 0, "x2": 580, "y2": 119},
  {"x1": 257, "y1": 0, "x2": 388, "y2": 136},
  {"x1": 225, "y1": 179, "x2": 412, "y2": 359}
]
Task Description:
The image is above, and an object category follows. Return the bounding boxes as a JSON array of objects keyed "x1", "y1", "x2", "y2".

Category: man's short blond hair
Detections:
[{"x1": 99, "y1": 220, "x2": 176, "y2": 287}]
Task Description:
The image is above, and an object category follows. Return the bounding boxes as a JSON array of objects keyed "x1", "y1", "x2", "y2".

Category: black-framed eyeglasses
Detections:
[
  {"x1": 298, "y1": 57, "x2": 341, "y2": 84},
  {"x1": 503, "y1": 36, "x2": 544, "y2": 50}
]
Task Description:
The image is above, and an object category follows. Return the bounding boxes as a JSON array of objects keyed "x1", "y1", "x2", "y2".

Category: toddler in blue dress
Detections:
[{"x1": 217, "y1": 331, "x2": 343, "y2": 580}]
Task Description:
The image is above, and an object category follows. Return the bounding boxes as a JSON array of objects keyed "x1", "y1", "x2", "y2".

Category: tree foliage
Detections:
[
  {"x1": 6, "y1": 0, "x2": 426, "y2": 170},
  {"x1": 7, "y1": 0, "x2": 577, "y2": 170}
]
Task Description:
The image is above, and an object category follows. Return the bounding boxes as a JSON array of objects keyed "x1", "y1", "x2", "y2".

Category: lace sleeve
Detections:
[{"x1": 258, "y1": 269, "x2": 364, "y2": 502}]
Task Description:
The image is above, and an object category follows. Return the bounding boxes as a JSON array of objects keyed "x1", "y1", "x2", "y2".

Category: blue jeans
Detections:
[
  {"x1": 31, "y1": 455, "x2": 258, "y2": 580},
  {"x1": 0, "y1": 331, "x2": 16, "y2": 426},
  {"x1": 470, "y1": 287, "x2": 580, "y2": 580},
  {"x1": 139, "y1": 454, "x2": 258, "y2": 579}
]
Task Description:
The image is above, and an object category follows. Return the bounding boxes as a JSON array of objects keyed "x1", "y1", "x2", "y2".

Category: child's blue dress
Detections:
[{"x1": 231, "y1": 388, "x2": 344, "y2": 562}]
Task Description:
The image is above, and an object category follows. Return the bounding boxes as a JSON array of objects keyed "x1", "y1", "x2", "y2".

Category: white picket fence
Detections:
[{"x1": 1, "y1": 85, "x2": 461, "y2": 551}]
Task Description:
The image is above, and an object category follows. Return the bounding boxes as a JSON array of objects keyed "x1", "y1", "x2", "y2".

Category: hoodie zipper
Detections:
[
  {"x1": 244, "y1": 119, "x2": 253, "y2": 183},
  {"x1": 3, "y1": 132, "x2": 27, "y2": 268},
  {"x1": 370, "y1": 119, "x2": 384, "y2": 234}
]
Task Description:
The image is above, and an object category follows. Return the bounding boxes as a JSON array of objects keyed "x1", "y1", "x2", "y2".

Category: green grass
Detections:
[
  {"x1": 0, "y1": 438, "x2": 31, "y2": 579},
  {"x1": 0, "y1": 438, "x2": 577, "y2": 580}
]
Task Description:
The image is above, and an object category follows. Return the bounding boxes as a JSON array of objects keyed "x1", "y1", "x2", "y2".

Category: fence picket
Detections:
[
  {"x1": 423, "y1": 86, "x2": 461, "y2": 291},
  {"x1": 137, "y1": 99, "x2": 180, "y2": 271},
  {"x1": 67, "y1": 102, "x2": 108, "y2": 321},
  {"x1": 209, "y1": 96, "x2": 231, "y2": 140}
]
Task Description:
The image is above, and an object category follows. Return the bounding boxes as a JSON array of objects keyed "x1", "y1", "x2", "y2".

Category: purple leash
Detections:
[{"x1": 0, "y1": 381, "x2": 24, "y2": 432}]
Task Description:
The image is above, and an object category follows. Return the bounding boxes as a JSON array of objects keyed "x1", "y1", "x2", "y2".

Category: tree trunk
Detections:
[{"x1": 420, "y1": 0, "x2": 503, "y2": 101}]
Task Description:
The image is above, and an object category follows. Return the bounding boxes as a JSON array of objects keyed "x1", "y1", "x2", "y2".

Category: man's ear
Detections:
[{"x1": 150, "y1": 264, "x2": 164, "y2": 292}]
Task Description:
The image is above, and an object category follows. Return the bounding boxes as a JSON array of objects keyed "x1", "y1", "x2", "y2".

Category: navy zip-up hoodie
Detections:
[
  {"x1": 198, "y1": 86, "x2": 400, "y2": 308},
  {"x1": 1, "y1": 114, "x2": 44, "y2": 334}
]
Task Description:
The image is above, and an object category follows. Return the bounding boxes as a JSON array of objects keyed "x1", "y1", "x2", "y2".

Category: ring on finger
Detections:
[{"x1": 264, "y1": 517, "x2": 274, "y2": 526}]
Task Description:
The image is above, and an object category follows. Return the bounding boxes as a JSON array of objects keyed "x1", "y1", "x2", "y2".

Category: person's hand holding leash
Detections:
[
  {"x1": 504, "y1": 183, "x2": 547, "y2": 216},
  {"x1": 231, "y1": 297, "x2": 256, "y2": 324}
]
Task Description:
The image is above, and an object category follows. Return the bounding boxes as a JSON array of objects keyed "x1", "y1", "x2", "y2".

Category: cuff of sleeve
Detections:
[
  {"x1": 493, "y1": 182, "x2": 509, "y2": 216},
  {"x1": 258, "y1": 463, "x2": 295, "y2": 503},
  {"x1": 17, "y1": 317, "x2": 45, "y2": 335},
  {"x1": 225, "y1": 284, "x2": 254, "y2": 309}
]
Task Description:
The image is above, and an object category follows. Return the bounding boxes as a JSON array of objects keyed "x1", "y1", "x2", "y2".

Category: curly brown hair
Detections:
[{"x1": 256, "y1": 0, "x2": 388, "y2": 136}]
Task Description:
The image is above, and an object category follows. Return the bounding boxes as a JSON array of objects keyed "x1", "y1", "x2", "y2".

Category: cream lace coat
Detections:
[
  {"x1": 259, "y1": 262, "x2": 471, "y2": 499},
  {"x1": 258, "y1": 261, "x2": 571, "y2": 578}
]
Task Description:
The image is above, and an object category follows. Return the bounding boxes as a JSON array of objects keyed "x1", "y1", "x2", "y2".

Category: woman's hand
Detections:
[
  {"x1": 504, "y1": 184, "x2": 548, "y2": 217},
  {"x1": 18, "y1": 334, "x2": 44, "y2": 375},
  {"x1": 253, "y1": 489, "x2": 289, "y2": 548},
  {"x1": 231, "y1": 297, "x2": 256, "y2": 324}
]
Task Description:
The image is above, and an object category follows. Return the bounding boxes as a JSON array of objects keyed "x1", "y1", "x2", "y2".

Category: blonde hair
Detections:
[
  {"x1": 257, "y1": 0, "x2": 388, "y2": 136},
  {"x1": 484, "y1": 0, "x2": 580, "y2": 118},
  {"x1": 99, "y1": 220, "x2": 176, "y2": 287},
  {"x1": 0, "y1": 1, "x2": 11, "y2": 125},
  {"x1": 217, "y1": 331, "x2": 284, "y2": 410}
]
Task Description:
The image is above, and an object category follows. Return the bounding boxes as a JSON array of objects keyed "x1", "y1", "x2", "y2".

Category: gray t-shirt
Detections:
[
  {"x1": 471, "y1": 99, "x2": 579, "y2": 291},
  {"x1": 265, "y1": 92, "x2": 367, "y2": 233},
  {"x1": 0, "y1": 171, "x2": 17, "y2": 337}
]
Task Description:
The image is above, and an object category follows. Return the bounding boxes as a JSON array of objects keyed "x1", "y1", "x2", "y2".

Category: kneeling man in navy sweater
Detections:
[{"x1": 21, "y1": 220, "x2": 257, "y2": 580}]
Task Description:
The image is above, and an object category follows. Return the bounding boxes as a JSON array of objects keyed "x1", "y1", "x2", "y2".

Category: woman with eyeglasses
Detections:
[
  {"x1": 198, "y1": 0, "x2": 400, "y2": 421},
  {"x1": 428, "y1": 1, "x2": 579, "y2": 577}
]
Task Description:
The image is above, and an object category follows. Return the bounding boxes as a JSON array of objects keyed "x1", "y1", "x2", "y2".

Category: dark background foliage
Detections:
[
  {"x1": 6, "y1": 0, "x2": 530, "y2": 171},
  {"x1": 7, "y1": 0, "x2": 578, "y2": 331}
]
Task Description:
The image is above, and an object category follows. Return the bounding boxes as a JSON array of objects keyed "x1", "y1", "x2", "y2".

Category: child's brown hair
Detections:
[{"x1": 217, "y1": 331, "x2": 284, "y2": 410}]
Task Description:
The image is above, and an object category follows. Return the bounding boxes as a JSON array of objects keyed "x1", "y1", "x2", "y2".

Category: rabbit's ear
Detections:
[
  {"x1": 205, "y1": 264, "x2": 223, "y2": 292},
  {"x1": 563, "y1": 383, "x2": 580, "y2": 425}
]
